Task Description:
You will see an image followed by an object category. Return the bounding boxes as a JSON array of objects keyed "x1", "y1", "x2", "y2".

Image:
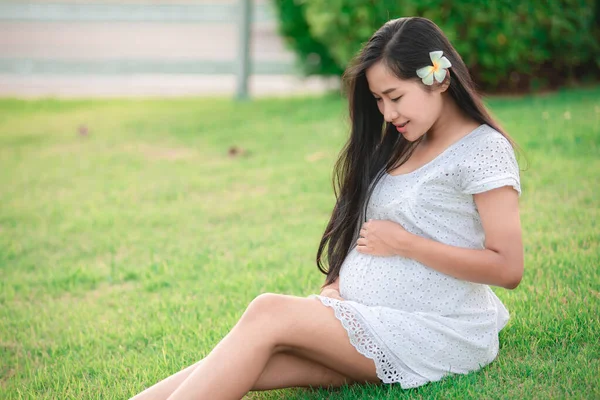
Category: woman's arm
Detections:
[
  {"x1": 357, "y1": 186, "x2": 523, "y2": 289},
  {"x1": 398, "y1": 186, "x2": 523, "y2": 289}
]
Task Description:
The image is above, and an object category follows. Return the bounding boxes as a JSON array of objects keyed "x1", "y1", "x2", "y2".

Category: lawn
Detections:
[{"x1": 0, "y1": 86, "x2": 599, "y2": 399}]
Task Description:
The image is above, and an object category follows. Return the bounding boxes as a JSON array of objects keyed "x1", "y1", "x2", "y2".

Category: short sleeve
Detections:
[{"x1": 459, "y1": 132, "x2": 521, "y2": 196}]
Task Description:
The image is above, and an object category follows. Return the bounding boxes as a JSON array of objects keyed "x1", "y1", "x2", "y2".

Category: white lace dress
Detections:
[{"x1": 309, "y1": 124, "x2": 521, "y2": 388}]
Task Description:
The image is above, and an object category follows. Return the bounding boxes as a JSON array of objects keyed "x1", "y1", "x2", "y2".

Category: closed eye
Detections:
[{"x1": 374, "y1": 96, "x2": 402, "y2": 102}]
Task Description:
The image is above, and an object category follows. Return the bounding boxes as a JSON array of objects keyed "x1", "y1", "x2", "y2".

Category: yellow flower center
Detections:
[{"x1": 432, "y1": 60, "x2": 440, "y2": 72}]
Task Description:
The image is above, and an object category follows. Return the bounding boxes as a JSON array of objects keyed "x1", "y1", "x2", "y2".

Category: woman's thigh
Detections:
[
  {"x1": 252, "y1": 351, "x2": 355, "y2": 391},
  {"x1": 243, "y1": 293, "x2": 381, "y2": 385}
]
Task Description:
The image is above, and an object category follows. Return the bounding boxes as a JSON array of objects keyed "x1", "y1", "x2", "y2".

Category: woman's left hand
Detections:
[{"x1": 356, "y1": 219, "x2": 410, "y2": 256}]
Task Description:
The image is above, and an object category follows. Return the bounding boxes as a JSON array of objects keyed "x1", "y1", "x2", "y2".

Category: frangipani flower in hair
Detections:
[{"x1": 416, "y1": 51, "x2": 452, "y2": 85}]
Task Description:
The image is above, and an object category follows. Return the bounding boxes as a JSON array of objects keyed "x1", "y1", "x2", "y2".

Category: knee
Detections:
[{"x1": 242, "y1": 293, "x2": 286, "y2": 324}]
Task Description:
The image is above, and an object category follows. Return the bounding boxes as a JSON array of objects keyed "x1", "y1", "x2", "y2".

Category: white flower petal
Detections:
[
  {"x1": 429, "y1": 51, "x2": 443, "y2": 62},
  {"x1": 434, "y1": 68, "x2": 447, "y2": 83},
  {"x1": 438, "y1": 56, "x2": 452, "y2": 69},
  {"x1": 416, "y1": 66, "x2": 433, "y2": 78},
  {"x1": 422, "y1": 73, "x2": 434, "y2": 85}
]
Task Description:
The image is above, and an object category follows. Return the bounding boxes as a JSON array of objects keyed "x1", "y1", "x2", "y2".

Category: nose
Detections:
[{"x1": 382, "y1": 105, "x2": 398, "y2": 123}]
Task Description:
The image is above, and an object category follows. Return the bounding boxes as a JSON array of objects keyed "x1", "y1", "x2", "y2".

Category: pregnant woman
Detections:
[{"x1": 131, "y1": 16, "x2": 523, "y2": 400}]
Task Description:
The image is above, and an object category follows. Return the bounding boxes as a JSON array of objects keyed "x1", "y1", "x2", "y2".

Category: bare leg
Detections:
[
  {"x1": 251, "y1": 350, "x2": 354, "y2": 390},
  {"x1": 130, "y1": 360, "x2": 202, "y2": 400},
  {"x1": 130, "y1": 351, "x2": 355, "y2": 400},
  {"x1": 165, "y1": 294, "x2": 380, "y2": 400}
]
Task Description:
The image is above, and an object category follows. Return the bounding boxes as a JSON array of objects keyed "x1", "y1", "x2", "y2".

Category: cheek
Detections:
[
  {"x1": 410, "y1": 93, "x2": 440, "y2": 122},
  {"x1": 402, "y1": 98, "x2": 424, "y2": 122}
]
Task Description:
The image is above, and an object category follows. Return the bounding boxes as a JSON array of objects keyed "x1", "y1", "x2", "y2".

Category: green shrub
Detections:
[
  {"x1": 271, "y1": 0, "x2": 343, "y2": 76},
  {"x1": 273, "y1": 0, "x2": 600, "y2": 92}
]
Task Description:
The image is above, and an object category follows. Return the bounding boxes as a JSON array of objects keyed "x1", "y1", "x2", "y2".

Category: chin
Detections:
[{"x1": 402, "y1": 132, "x2": 423, "y2": 142}]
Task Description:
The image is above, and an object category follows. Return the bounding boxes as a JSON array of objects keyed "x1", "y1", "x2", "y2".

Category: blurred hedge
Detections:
[
  {"x1": 271, "y1": 0, "x2": 343, "y2": 76},
  {"x1": 272, "y1": 0, "x2": 600, "y2": 92}
]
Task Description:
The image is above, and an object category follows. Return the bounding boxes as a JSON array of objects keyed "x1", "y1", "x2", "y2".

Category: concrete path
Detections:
[{"x1": 0, "y1": 74, "x2": 340, "y2": 98}]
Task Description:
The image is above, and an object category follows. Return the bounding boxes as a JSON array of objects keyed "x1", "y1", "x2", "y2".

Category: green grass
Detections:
[{"x1": 1, "y1": 86, "x2": 599, "y2": 399}]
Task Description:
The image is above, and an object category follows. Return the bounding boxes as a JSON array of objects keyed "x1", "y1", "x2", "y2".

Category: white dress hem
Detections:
[{"x1": 309, "y1": 294, "x2": 430, "y2": 389}]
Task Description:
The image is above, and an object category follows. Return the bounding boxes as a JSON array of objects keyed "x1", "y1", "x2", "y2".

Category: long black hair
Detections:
[{"x1": 316, "y1": 17, "x2": 516, "y2": 287}]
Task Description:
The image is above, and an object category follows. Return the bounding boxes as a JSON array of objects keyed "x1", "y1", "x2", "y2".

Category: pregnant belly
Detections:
[{"x1": 339, "y1": 247, "x2": 462, "y2": 314}]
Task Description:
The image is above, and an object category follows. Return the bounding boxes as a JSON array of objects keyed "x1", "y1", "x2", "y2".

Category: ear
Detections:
[{"x1": 439, "y1": 69, "x2": 451, "y2": 93}]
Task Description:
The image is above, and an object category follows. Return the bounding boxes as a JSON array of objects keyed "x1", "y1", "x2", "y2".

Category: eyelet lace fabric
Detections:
[
  {"x1": 310, "y1": 125, "x2": 519, "y2": 389},
  {"x1": 308, "y1": 294, "x2": 429, "y2": 388}
]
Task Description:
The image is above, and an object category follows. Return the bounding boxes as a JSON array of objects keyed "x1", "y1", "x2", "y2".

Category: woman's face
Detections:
[{"x1": 365, "y1": 61, "x2": 447, "y2": 142}]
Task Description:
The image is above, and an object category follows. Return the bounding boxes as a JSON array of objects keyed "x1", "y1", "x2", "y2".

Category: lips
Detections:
[{"x1": 395, "y1": 121, "x2": 409, "y2": 133}]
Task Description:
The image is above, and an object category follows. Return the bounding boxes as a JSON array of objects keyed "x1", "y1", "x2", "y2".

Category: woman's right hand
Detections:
[{"x1": 319, "y1": 288, "x2": 345, "y2": 301}]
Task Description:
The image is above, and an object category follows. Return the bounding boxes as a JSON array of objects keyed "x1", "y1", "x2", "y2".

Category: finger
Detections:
[{"x1": 356, "y1": 244, "x2": 368, "y2": 254}]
